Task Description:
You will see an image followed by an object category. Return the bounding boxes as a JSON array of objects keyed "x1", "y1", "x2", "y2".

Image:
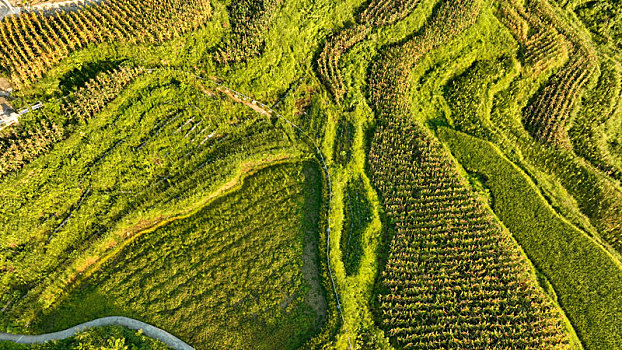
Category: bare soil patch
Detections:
[{"x1": 0, "y1": 77, "x2": 12, "y2": 92}]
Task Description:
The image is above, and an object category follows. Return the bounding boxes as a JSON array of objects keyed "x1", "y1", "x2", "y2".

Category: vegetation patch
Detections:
[
  {"x1": 1, "y1": 0, "x2": 621, "y2": 348},
  {"x1": 439, "y1": 127, "x2": 622, "y2": 349},
  {"x1": 339, "y1": 176, "x2": 372, "y2": 276},
  {"x1": 33, "y1": 162, "x2": 325, "y2": 350},
  {"x1": 0, "y1": 71, "x2": 303, "y2": 330}
]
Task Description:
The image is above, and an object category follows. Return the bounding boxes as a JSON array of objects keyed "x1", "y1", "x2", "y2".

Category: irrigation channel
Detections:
[{"x1": 0, "y1": 70, "x2": 353, "y2": 350}]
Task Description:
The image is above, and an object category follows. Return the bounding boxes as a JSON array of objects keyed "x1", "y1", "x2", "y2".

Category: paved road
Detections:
[
  {"x1": 0, "y1": 0, "x2": 19, "y2": 20},
  {"x1": 0, "y1": 0, "x2": 102, "y2": 20},
  {"x1": 0, "y1": 316, "x2": 194, "y2": 349}
]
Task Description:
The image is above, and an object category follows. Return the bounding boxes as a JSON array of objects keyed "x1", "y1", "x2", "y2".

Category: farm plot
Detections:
[
  {"x1": 369, "y1": 121, "x2": 569, "y2": 349},
  {"x1": 361, "y1": 0, "x2": 575, "y2": 348},
  {"x1": 0, "y1": 71, "x2": 305, "y2": 330},
  {"x1": 34, "y1": 162, "x2": 325, "y2": 350},
  {"x1": 0, "y1": 65, "x2": 144, "y2": 176},
  {"x1": 0, "y1": 0, "x2": 211, "y2": 87},
  {"x1": 439, "y1": 128, "x2": 622, "y2": 349}
]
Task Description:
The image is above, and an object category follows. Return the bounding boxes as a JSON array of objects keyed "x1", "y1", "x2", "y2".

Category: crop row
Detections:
[
  {"x1": 500, "y1": 0, "x2": 599, "y2": 146},
  {"x1": 0, "y1": 0, "x2": 211, "y2": 87},
  {"x1": 0, "y1": 66, "x2": 143, "y2": 178},
  {"x1": 369, "y1": 121, "x2": 569, "y2": 349},
  {"x1": 368, "y1": 0, "x2": 482, "y2": 118},
  {"x1": 340, "y1": 176, "x2": 372, "y2": 276},
  {"x1": 316, "y1": 0, "x2": 424, "y2": 103},
  {"x1": 316, "y1": 25, "x2": 370, "y2": 102},
  {"x1": 358, "y1": 0, "x2": 422, "y2": 26},
  {"x1": 523, "y1": 51, "x2": 596, "y2": 146},
  {"x1": 496, "y1": 0, "x2": 568, "y2": 75},
  {"x1": 317, "y1": 0, "x2": 426, "y2": 102},
  {"x1": 332, "y1": 118, "x2": 355, "y2": 165}
]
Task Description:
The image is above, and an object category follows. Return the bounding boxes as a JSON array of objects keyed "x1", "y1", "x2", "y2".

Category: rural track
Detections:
[
  {"x1": 0, "y1": 0, "x2": 17, "y2": 20},
  {"x1": 0, "y1": 69, "x2": 352, "y2": 349}
]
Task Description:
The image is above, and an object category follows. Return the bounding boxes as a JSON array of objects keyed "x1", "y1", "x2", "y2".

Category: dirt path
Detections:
[
  {"x1": 0, "y1": 316, "x2": 193, "y2": 349},
  {"x1": 24, "y1": 0, "x2": 102, "y2": 14}
]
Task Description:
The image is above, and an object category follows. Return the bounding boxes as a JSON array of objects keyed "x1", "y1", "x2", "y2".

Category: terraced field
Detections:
[
  {"x1": 0, "y1": 0, "x2": 621, "y2": 349},
  {"x1": 33, "y1": 162, "x2": 325, "y2": 350}
]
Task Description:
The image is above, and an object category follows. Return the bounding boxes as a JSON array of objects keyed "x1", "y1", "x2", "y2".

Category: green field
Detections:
[
  {"x1": 1, "y1": 0, "x2": 621, "y2": 348},
  {"x1": 439, "y1": 128, "x2": 622, "y2": 349},
  {"x1": 32, "y1": 162, "x2": 325, "y2": 349}
]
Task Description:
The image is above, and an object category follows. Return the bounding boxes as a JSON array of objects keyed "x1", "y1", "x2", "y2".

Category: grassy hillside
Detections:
[
  {"x1": 32, "y1": 162, "x2": 325, "y2": 350},
  {"x1": 0, "y1": 0, "x2": 621, "y2": 348},
  {"x1": 0, "y1": 70, "x2": 305, "y2": 330}
]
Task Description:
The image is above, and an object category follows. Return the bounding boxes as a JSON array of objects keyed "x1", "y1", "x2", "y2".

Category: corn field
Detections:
[
  {"x1": 369, "y1": 120, "x2": 570, "y2": 349},
  {"x1": 0, "y1": 0, "x2": 211, "y2": 88}
]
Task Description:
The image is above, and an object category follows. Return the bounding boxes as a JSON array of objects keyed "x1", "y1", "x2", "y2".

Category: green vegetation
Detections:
[
  {"x1": 332, "y1": 118, "x2": 355, "y2": 166},
  {"x1": 568, "y1": 58, "x2": 622, "y2": 180},
  {"x1": 369, "y1": 121, "x2": 569, "y2": 349},
  {"x1": 439, "y1": 128, "x2": 622, "y2": 349},
  {"x1": 216, "y1": 0, "x2": 283, "y2": 63},
  {"x1": 362, "y1": 0, "x2": 571, "y2": 346},
  {"x1": 0, "y1": 326, "x2": 171, "y2": 349},
  {"x1": 0, "y1": 70, "x2": 304, "y2": 330},
  {"x1": 1, "y1": 0, "x2": 622, "y2": 348},
  {"x1": 339, "y1": 176, "x2": 372, "y2": 276},
  {"x1": 0, "y1": 0, "x2": 211, "y2": 88},
  {"x1": 33, "y1": 162, "x2": 325, "y2": 350},
  {"x1": 574, "y1": 1, "x2": 622, "y2": 48},
  {"x1": 444, "y1": 57, "x2": 511, "y2": 137}
]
